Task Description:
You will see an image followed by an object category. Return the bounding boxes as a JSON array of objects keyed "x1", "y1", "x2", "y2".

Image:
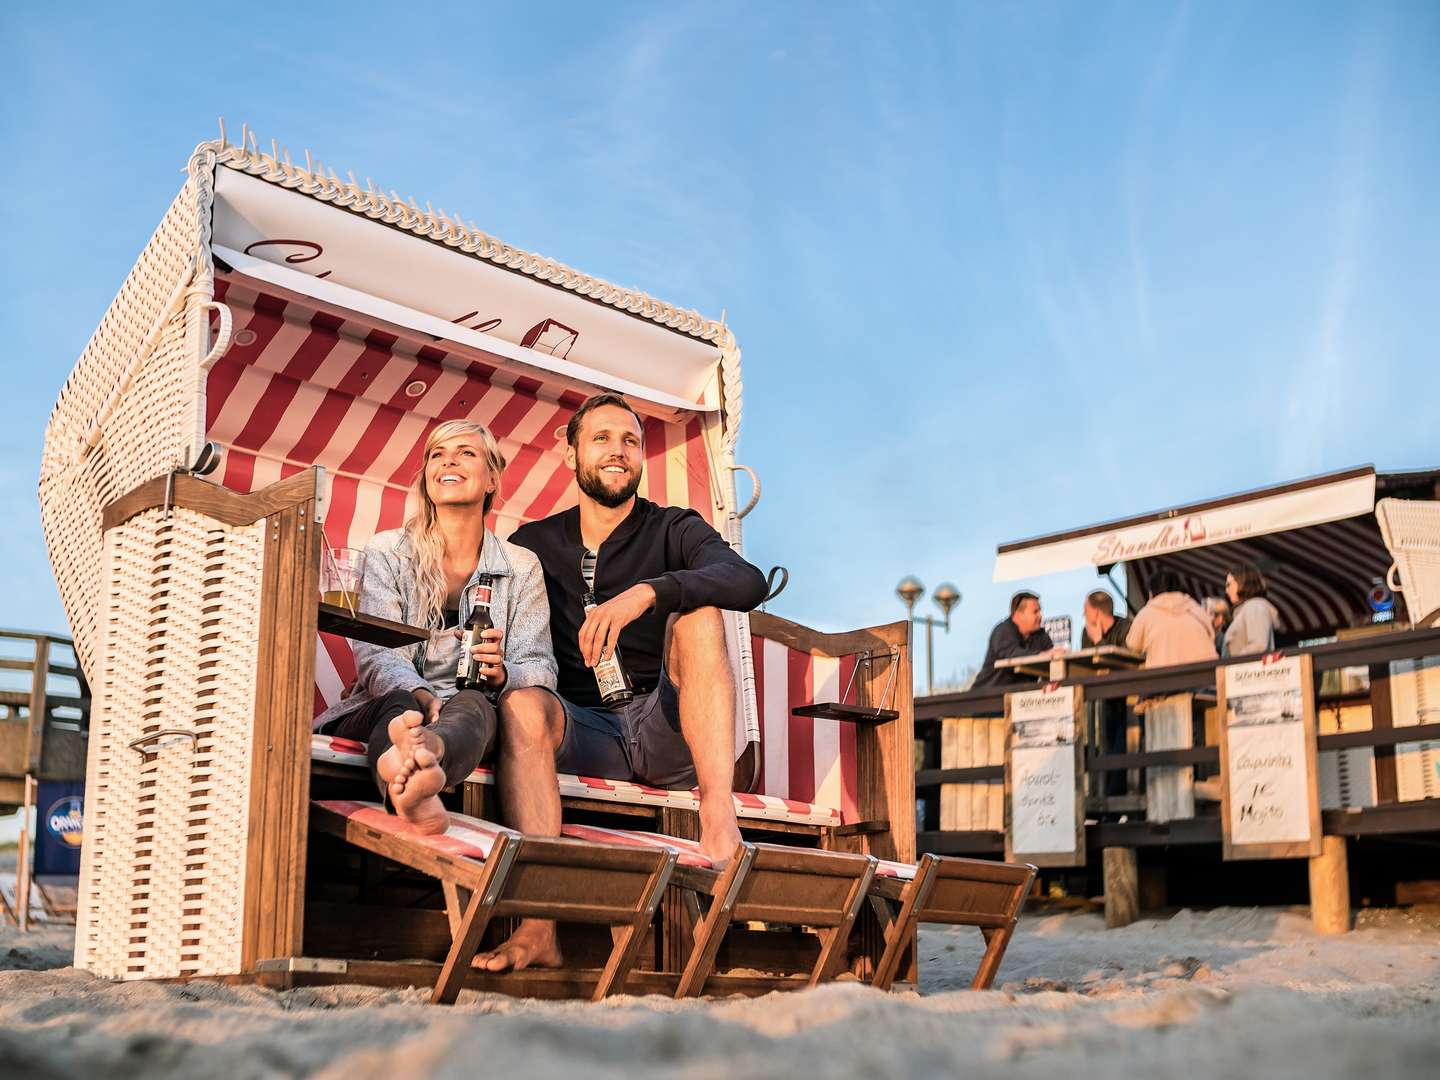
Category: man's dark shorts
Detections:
[{"x1": 543, "y1": 672, "x2": 696, "y2": 788}]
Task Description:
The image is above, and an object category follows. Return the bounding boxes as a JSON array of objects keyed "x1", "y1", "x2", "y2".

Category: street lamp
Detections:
[{"x1": 895, "y1": 577, "x2": 961, "y2": 696}]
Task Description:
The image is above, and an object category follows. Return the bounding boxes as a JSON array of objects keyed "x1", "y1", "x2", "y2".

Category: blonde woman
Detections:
[{"x1": 314, "y1": 420, "x2": 556, "y2": 834}]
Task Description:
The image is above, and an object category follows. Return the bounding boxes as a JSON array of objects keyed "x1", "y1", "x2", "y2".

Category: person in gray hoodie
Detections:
[
  {"x1": 1125, "y1": 571, "x2": 1218, "y2": 668},
  {"x1": 1223, "y1": 563, "x2": 1281, "y2": 657}
]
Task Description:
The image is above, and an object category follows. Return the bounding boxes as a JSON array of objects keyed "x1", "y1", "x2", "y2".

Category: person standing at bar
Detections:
[
  {"x1": 1082, "y1": 590, "x2": 1131, "y2": 798},
  {"x1": 973, "y1": 591, "x2": 1055, "y2": 688},
  {"x1": 1224, "y1": 564, "x2": 1281, "y2": 657}
]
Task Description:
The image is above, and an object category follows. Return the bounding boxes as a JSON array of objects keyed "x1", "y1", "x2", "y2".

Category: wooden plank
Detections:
[
  {"x1": 987, "y1": 718, "x2": 1006, "y2": 832},
  {"x1": 939, "y1": 717, "x2": 972, "y2": 832},
  {"x1": 317, "y1": 605, "x2": 427, "y2": 648},
  {"x1": 24, "y1": 637, "x2": 49, "y2": 775},
  {"x1": 242, "y1": 488, "x2": 321, "y2": 970},
  {"x1": 102, "y1": 469, "x2": 322, "y2": 531},
  {"x1": 749, "y1": 612, "x2": 907, "y2": 659},
  {"x1": 790, "y1": 703, "x2": 899, "y2": 723},
  {"x1": 970, "y1": 717, "x2": 988, "y2": 833},
  {"x1": 1143, "y1": 693, "x2": 1194, "y2": 823},
  {"x1": 1368, "y1": 662, "x2": 1399, "y2": 804}
]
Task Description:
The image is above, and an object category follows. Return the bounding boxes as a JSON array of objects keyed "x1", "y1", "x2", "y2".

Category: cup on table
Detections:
[{"x1": 322, "y1": 548, "x2": 365, "y2": 612}]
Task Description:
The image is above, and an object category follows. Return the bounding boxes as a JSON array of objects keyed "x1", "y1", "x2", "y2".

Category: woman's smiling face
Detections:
[{"x1": 424, "y1": 435, "x2": 495, "y2": 508}]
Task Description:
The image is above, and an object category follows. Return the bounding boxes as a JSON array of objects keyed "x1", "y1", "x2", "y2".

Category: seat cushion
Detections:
[{"x1": 312, "y1": 734, "x2": 842, "y2": 827}]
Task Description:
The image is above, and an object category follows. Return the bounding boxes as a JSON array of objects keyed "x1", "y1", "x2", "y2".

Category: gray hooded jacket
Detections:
[{"x1": 313, "y1": 528, "x2": 556, "y2": 731}]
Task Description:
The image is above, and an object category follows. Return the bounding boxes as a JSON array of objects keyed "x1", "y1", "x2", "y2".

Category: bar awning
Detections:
[
  {"x1": 994, "y1": 467, "x2": 1377, "y2": 582},
  {"x1": 993, "y1": 466, "x2": 1440, "y2": 638}
]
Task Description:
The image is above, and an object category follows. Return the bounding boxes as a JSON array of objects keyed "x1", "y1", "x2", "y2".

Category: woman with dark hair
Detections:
[
  {"x1": 1223, "y1": 563, "x2": 1280, "y2": 657},
  {"x1": 1125, "y1": 569, "x2": 1217, "y2": 669}
]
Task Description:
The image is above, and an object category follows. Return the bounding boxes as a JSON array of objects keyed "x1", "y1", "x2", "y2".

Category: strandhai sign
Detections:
[{"x1": 992, "y1": 470, "x2": 1376, "y2": 582}]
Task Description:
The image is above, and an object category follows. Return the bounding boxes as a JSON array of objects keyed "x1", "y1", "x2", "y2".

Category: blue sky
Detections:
[{"x1": 2, "y1": 1, "x2": 1437, "y2": 690}]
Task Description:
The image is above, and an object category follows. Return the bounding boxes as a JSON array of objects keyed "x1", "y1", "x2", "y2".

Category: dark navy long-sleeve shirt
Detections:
[{"x1": 510, "y1": 498, "x2": 768, "y2": 706}]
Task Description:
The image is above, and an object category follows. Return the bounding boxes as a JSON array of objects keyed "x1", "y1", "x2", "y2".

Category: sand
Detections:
[{"x1": 2, "y1": 897, "x2": 1437, "y2": 1080}]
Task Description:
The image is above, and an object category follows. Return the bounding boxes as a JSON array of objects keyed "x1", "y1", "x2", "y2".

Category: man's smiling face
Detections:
[{"x1": 570, "y1": 404, "x2": 644, "y2": 509}]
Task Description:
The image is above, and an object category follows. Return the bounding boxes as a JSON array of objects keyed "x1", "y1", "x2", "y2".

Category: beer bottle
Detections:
[
  {"x1": 582, "y1": 590, "x2": 635, "y2": 706},
  {"x1": 455, "y1": 575, "x2": 495, "y2": 691}
]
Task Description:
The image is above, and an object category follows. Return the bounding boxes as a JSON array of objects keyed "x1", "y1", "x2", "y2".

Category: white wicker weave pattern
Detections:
[
  {"x1": 1376, "y1": 498, "x2": 1440, "y2": 627},
  {"x1": 76, "y1": 506, "x2": 263, "y2": 979},
  {"x1": 39, "y1": 143, "x2": 224, "y2": 678}
]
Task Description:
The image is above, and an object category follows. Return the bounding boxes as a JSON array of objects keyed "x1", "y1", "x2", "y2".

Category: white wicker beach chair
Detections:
[
  {"x1": 1376, "y1": 498, "x2": 1440, "y2": 627},
  {"x1": 39, "y1": 129, "x2": 917, "y2": 992}
]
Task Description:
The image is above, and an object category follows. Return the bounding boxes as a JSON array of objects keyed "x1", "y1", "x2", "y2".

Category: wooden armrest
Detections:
[{"x1": 791, "y1": 702, "x2": 900, "y2": 724}]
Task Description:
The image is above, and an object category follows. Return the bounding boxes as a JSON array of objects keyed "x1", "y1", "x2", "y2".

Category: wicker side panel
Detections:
[
  {"x1": 39, "y1": 175, "x2": 211, "y2": 681},
  {"x1": 76, "y1": 506, "x2": 263, "y2": 979}
]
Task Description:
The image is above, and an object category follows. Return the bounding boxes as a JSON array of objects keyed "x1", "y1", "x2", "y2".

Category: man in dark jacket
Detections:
[
  {"x1": 1081, "y1": 590, "x2": 1131, "y2": 649},
  {"x1": 973, "y1": 591, "x2": 1055, "y2": 688},
  {"x1": 486, "y1": 393, "x2": 767, "y2": 972}
]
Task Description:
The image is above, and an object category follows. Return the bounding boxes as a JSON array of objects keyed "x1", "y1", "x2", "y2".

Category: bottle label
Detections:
[
  {"x1": 471, "y1": 583, "x2": 493, "y2": 610},
  {"x1": 456, "y1": 626, "x2": 477, "y2": 682},
  {"x1": 594, "y1": 656, "x2": 627, "y2": 699}
]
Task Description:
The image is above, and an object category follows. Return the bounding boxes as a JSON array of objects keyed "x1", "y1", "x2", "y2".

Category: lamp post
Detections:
[{"x1": 896, "y1": 577, "x2": 961, "y2": 696}]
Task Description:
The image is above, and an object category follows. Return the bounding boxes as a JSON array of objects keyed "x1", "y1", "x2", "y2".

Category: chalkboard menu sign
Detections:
[
  {"x1": 1004, "y1": 684, "x2": 1085, "y2": 867},
  {"x1": 1217, "y1": 654, "x2": 1322, "y2": 860}
]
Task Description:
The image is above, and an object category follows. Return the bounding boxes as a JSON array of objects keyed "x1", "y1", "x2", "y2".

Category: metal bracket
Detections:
[{"x1": 128, "y1": 729, "x2": 198, "y2": 756}]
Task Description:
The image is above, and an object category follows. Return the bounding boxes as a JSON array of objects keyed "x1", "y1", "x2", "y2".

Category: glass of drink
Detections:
[{"x1": 322, "y1": 548, "x2": 365, "y2": 612}]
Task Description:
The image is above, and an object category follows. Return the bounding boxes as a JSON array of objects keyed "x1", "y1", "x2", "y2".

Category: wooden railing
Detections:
[
  {"x1": 0, "y1": 629, "x2": 90, "y2": 809},
  {"x1": 914, "y1": 625, "x2": 1440, "y2": 857}
]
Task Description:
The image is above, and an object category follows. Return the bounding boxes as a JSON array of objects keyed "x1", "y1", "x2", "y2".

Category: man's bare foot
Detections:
[
  {"x1": 698, "y1": 801, "x2": 743, "y2": 866},
  {"x1": 471, "y1": 919, "x2": 563, "y2": 972},
  {"x1": 391, "y1": 745, "x2": 449, "y2": 835},
  {"x1": 376, "y1": 710, "x2": 443, "y2": 787}
]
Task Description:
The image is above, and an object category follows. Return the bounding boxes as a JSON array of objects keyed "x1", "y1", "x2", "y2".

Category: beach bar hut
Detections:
[
  {"x1": 915, "y1": 467, "x2": 1440, "y2": 928},
  {"x1": 38, "y1": 130, "x2": 932, "y2": 990}
]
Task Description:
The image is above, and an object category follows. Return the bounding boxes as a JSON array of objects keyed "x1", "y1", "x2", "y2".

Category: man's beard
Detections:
[{"x1": 577, "y1": 462, "x2": 642, "y2": 508}]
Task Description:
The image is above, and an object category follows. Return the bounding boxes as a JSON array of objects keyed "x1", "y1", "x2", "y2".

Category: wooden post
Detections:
[
  {"x1": 24, "y1": 638, "x2": 50, "y2": 776},
  {"x1": 1103, "y1": 847, "x2": 1138, "y2": 929},
  {"x1": 16, "y1": 774, "x2": 35, "y2": 932},
  {"x1": 1308, "y1": 836, "x2": 1351, "y2": 934}
]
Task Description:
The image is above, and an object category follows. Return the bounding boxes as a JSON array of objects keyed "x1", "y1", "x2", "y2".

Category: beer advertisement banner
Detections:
[
  {"x1": 1218, "y1": 654, "x2": 1322, "y2": 860},
  {"x1": 1005, "y1": 685, "x2": 1085, "y2": 867},
  {"x1": 34, "y1": 780, "x2": 85, "y2": 878}
]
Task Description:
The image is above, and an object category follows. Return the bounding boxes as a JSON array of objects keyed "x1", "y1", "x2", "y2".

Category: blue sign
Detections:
[{"x1": 34, "y1": 781, "x2": 84, "y2": 877}]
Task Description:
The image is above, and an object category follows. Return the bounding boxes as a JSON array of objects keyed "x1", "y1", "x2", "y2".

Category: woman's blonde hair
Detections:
[{"x1": 405, "y1": 419, "x2": 507, "y2": 630}]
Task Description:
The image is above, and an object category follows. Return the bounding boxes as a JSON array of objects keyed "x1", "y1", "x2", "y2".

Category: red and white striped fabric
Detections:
[
  {"x1": 314, "y1": 799, "x2": 511, "y2": 861},
  {"x1": 211, "y1": 276, "x2": 869, "y2": 828},
  {"x1": 207, "y1": 277, "x2": 717, "y2": 716},
  {"x1": 560, "y1": 822, "x2": 715, "y2": 868},
  {"x1": 749, "y1": 636, "x2": 861, "y2": 823},
  {"x1": 311, "y1": 735, "x2": 842, "y2": 827}
]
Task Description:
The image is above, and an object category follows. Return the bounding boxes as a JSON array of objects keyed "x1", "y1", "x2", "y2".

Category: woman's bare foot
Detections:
[
  {"x1": 471, "y1": 919, "x2": 563, "y2": 972},
  {"x1": 376, "y1": 710, "x2": 442, "y2": 787},
  {"x1": 392, "y1": 745, "x2": 449, "y2": 835}
]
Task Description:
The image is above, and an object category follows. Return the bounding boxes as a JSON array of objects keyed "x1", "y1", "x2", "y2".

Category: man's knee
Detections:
[
  {"x1": 668, "y1": 607, "x2": 728, "y2": 681},
  {"x1": 498, "y1": 686, "x2": 564, "y2": 750}
]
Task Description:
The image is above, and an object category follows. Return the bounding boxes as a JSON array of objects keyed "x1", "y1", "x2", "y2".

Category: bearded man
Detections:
[{"x1": 478, "y1": 392, "x2": 768, "y2": 973}]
